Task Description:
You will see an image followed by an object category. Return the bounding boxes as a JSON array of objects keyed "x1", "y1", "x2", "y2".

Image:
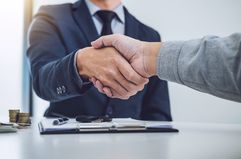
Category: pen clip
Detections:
[{"x1": 52, "y1": 117, "x2": 69, "y2": 125}]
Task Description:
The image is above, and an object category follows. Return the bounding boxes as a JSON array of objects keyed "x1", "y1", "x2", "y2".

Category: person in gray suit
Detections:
[{"x1": 90, "y1": 33, "x2": 241, "y2": 103}]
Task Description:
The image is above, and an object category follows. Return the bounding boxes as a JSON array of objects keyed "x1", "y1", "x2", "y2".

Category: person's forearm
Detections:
[
  {"x1": 156, "y1": 33, "x2": 241, "y2": 102},
  {"x1": 30, "y1": 51, "x2": 89, "y2": 102},
  {"x1": 90, "y1": 33, "x2": 241, "y2": 102},
  {"x1": 27, "y1": 8, "x2": 92, "y2": 102}
]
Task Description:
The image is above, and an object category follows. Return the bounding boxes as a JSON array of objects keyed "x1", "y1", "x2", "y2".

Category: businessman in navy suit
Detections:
[{"x1": 27, "y1": 0, "x2": 172, "y2": 121}]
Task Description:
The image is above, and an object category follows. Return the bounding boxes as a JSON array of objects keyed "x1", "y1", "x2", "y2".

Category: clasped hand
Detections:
[
  {"x1": 76, "y1": 46, "x2": 148, "y2": 99},
  {"x1": 76, "y1": 34, "x2": 161, "y2": 99}
]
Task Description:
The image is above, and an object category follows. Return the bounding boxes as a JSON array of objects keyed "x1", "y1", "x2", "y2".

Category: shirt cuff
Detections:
[{"x1": 157, "y1": 41, "x2": 185, "y2": 84}]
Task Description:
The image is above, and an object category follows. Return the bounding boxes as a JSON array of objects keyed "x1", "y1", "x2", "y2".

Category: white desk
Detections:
[{"x1": 0, "y1": 120, "x2": 241, "y2": 159}]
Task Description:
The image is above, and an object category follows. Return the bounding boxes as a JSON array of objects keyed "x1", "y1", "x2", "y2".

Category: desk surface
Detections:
[{"x1": 0, "y1": 120, "x2": 241, "y2": 159}]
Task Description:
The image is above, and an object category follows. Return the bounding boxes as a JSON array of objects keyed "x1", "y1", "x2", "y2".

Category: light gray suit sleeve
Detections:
[{"x1": 157, "y1": 33, "x2": 241, "y2": 102}]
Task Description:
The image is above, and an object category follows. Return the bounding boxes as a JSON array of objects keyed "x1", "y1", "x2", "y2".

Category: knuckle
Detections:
[
  {"x1": 132, "y1": 84, "x2": 144, "y2": 92},
  {"x1": 125, "y1": 92, "x2": 134, "y2": 99},
  {"x1": 129, "y1": 90, "x2": 137, "y2": 97},
  {"x1": 105, "y1": 70, "x2": 112, "y2": 77},
  {"x1": 134, "y1": 90, "x2": 138, "y2": 95},
  {"x1": 125, "y1": 95, "x2": 131, "y2": 100},
  {"x1": 111, "y1": 70, "x2": 118, "y2": 77},
  {"x1": 110, "y1": 56, "x2": 118, "y2": 65},
  {"x1": 99, "y1": 77, "x2": 108, "y2": 85},
  {"x1": 138, "y1": 84, "x2": 145, "y2": 91},
  {"x1": 140, "y1": 78, "x2": 148, "y2": 84},
  {"x1": 107, "y1": 70, "x2": 118, "y2": 78}
]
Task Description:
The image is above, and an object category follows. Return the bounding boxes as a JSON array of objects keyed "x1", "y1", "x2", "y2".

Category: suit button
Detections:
[
  {"x1": 57, "y1": 87, "x2": 60, "y2": 94},
  {"x1": 57, "y1": 87, "x2": 62, "y2": 94},
  {"x1": 62, "y1": 86, "x2": 66, "y2": 93}
]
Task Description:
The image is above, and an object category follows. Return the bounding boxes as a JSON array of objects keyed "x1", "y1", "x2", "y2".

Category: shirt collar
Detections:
[{"x1": 85, "y1": 0, "x2": 125, "y2": 24}]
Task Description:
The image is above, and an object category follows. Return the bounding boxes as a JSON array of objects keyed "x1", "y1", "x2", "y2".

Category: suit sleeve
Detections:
[
  {"x1": 27, "y1": 8, "x2": 91, "y2": 102},
  {"x1": 141, "y1": 31, "x2": 172, "y2": 121},
  {"x1": 157, "y1": 33, "x2": 241, "y2": 102},
  {"x1": 141, "y1": 77, "x2": 172, "y2": 121}
]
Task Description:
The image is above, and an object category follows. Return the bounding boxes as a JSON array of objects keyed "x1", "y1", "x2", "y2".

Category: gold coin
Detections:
[{"x1": 9, "y1": 109, "x2": 20, "y2": 123}]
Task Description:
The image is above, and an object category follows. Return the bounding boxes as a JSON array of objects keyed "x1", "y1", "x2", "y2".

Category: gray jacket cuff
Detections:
[{"x1": 157, "y1": 41, "x2": 185, "y2": 84}]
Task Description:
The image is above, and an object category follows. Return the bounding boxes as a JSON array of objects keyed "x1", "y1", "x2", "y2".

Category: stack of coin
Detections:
[
  {"x1": 9, "y1": 109, "x2": 20, "y2": 123},
  {"x1": 18, "y1": 113, "x2": 30, "y2": 124}
]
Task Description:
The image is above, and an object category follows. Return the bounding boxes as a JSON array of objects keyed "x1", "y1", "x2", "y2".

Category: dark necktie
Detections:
[{"x1": 96, "y1": 10, "x2": 117, "y2": 36}]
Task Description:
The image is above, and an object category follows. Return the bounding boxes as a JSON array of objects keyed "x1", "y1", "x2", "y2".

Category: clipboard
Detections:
[{"x1": 38, "y1": 118, "x2": 179, "y2": 135}]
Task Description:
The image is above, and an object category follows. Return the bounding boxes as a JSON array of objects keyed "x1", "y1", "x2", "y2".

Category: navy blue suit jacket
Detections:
[{"x1": 27, "y1": 0, "x2": 172, "y2": 121}]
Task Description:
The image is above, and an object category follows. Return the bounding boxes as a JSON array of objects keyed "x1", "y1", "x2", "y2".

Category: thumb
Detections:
[
  {"x1": 91, "y1": 37, "x2": 104, "y2": 48},
  {"x1": 91, "y1": 34, "x2": 120, "y2": 49}
]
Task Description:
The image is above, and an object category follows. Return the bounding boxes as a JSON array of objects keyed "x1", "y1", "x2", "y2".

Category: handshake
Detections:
[{"x1": 76, "y1": 34, "x2": 161, "y2": 99}]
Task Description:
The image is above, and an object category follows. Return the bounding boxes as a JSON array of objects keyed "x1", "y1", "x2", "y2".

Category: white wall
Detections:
[
  {"x1": 33, "y1": 0, "x2": 241, "y2": 123},
  {"x1": 0, "y1": 1, "x2": 24, "y2": 116},
  {"x1": 122, "y1": 0, "x2": 241, "y2": 123}
]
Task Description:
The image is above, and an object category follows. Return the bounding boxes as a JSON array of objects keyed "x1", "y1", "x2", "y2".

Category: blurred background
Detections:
[{"x1": 0, "y1": 0, "x2": 240, "y2": 123}]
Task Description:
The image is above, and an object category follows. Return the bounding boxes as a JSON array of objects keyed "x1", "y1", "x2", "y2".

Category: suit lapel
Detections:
[
  {"x1": 72, "y1": 0, "x2": 99, "y2": 45},
  {"x1": 71, "y1": 2, "x2": 139, "y2": 43},
  {"x1": 124, "y1": 7, "x2": 139, "y2": 39}
]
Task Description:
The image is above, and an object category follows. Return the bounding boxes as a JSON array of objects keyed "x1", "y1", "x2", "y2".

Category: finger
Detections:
[
  {"x1": 111, "y1": 87, "x2": 137, "y2": 100},
  {"x1": 95, "y1": 80, "x2": 104, "y2": 94},
  {"x1": 113, "y1": 69, "x2": 141, "y2": 93},
  {"x1": 94, "y1": 80, "x2": 129, "y2": 99},
  {"x1": 111, "y1": 90, "x2": 130, "y2": 100},
  {"x1": 110, "y1": 79, "x2": 129, "y2": 98},
  {"x1": 95, "y1": 80, "x2": 113, "y2": 97},
  {"x1": 91, "y1": 37, "x2": 105, "y2": 48},
  {"x1": 92, "y1": 80, "x2": 101, "y2": 92},
  {"x1": 116, "y1": 58, "x2": 148, "y2": 85},
  {"x1": 95, "y1": 79, "x2": 104, "y2": 88},
  {"x1": 102, "y1": 87, "x2": 113, "y2": 97},
  {"x1": 106, "y1": 67, "x2": 140, "y2": 98},
  {"x1": 91, "y1": 78, "x2": 104, "y2": 93},
  {"x1": 107, "y1": 82, "x2": 132, "y2": 100},
  {"x1": 100, "y1": 75, "x2": 128, "y2": 98},
  {"x1": 90, "y1": 77, "x2": 96, "y2": 85}
]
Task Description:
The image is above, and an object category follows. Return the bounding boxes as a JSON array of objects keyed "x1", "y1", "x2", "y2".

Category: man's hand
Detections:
[
  {"x1": 90, "y1": 34, "x2": 161, "y2": 97},
  {"x1": 76, "y1": 47, "x2": 148, "y2": 99},
  {"x1": 91, "y1": 34, "x2": 162, "y2": 77}
]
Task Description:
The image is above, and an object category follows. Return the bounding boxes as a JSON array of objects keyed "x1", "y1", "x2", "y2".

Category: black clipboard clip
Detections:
[{"x1": 75, "y1": 115, "x2": 112, "y2": 123}]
